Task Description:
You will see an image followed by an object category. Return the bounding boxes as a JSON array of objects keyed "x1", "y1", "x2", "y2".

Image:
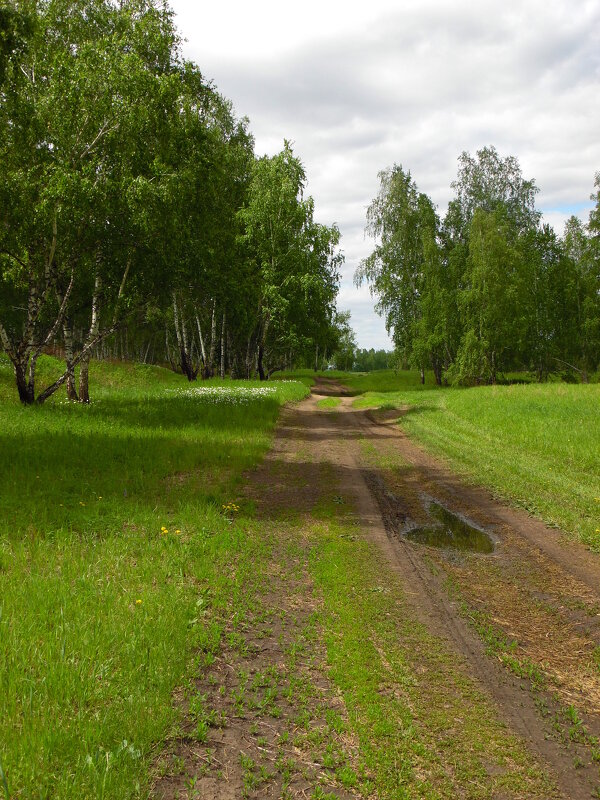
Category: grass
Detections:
[
  {"x1": 317, "y1": 397, "x2": 341, "y2": 409},
  {"x1": 351, "y1": 378, "x2": 600, "y2": 551},
  {"x1": 0, "y1": 354, "x2": 308, "y2": 799},
  {"x1": 1, "y1": 354, "x2": 596, "y2": 797}
]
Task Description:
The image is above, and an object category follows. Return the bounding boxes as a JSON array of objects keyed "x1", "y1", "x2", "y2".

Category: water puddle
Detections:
[{"x1": 405, "y1": 501, "x2": 494, "y2": 554}]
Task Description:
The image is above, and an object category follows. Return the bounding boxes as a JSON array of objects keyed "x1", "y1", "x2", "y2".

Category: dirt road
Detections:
[{"x1": 154, "y1": 379, "x2": 600, "y2": 799}]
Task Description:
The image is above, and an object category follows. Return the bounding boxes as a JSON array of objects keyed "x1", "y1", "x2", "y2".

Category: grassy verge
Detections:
[
  {"x1": 0, "y1": 356, "x2": 308, "y2": 799},
  {"x1": 354, "y1": 382, "x2": 600, "y2": 551}
]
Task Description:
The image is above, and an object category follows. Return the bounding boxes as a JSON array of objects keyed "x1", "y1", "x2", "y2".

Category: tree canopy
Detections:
[
  {"x1": 0, "y1": 0, "x2": 346, "y2": 402},
  {"x1": 358, "y1": 147, "x2": 600, "y2": 384}
]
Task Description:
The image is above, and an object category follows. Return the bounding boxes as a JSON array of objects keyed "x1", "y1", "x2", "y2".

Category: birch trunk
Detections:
[
  {"x1": 79, "y1": 273, "x2": 101, "y2": 403},
  {"x1": 63, "y1": 317, "x2": 78, "y2": 401},
  {"x1": 220, "y1": 312, "x2": 226, "y2": 379},
  {"x1": 207, "y1": 299, "x2": 217, "y2": 377},
  {"x1": 195, "y1": 313, "x2": 207, "y2": 365}
]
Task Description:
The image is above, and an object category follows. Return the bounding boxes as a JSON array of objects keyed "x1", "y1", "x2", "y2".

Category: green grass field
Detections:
[
  {"x1": 2, "y1": 357, "x2": 598, "y2": 798},
  {"x1": 0, "y1": 355, "x2": 308, "y2": 799}
]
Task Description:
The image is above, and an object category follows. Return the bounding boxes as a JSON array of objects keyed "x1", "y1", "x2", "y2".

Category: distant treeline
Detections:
[
  {"x1": 351, "y1": 349, "x2": 393, "y2": 372},
  {"x1": 356, "y1": 147, "x2": 600, "y2": 384},
  {"x1": 0, "y1": 0, "x2": 348, "y2": 404}
]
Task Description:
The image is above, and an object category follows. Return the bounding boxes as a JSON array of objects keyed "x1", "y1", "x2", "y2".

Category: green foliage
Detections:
[
  {"x1": 352, "y1": 348, "x2": 392, "y2": 372},
  {"x1": 239, "y1": 141, "x2": 343, "y2": 378},
  {"x1": 358, "y1": 146, "x2": 600, "y2": 387},
  {"x1": 330, "y1": 310, "x2": 356, "y2": 370},
  {"x1": 0, "y1": 4, "x2": 347, "y2": 402},
  {"x1": 355, "y1": 164, "x2": 438, "y2": 368}
]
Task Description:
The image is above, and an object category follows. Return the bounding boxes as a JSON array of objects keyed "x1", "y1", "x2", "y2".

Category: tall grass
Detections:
[{"x1": 0, "y1": 355, "x2": 307, "y2": 798}]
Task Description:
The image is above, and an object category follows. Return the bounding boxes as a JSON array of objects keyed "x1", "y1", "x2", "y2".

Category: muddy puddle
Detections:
[{"x1": 405, "y1": 501, "x2": 495, "y2": 554}]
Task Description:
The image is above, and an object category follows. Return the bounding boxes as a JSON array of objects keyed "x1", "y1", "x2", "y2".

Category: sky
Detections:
[{"x1": 169, "y1": 0, "x2": 600, "y2": 349}]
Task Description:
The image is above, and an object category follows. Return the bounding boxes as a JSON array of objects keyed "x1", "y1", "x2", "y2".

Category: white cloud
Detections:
[{"x1": 169, "y1": 0, "x2": 600, "y2": 349}]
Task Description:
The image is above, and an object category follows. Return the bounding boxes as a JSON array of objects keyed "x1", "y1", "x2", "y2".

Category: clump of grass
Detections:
[{"x1": 317, "y1": 397, "x2": 341, "y2": 409}]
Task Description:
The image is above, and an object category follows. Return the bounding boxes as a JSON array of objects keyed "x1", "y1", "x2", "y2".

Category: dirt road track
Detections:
[
  {"x1": 154, "y1": 380, "x2": 600, "y2": 799},
  {"x1": 310, "y1": 379, "x2": 600, "y2": 799}
]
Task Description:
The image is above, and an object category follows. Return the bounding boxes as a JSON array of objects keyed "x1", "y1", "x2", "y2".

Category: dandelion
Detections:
[
  {"x1": 175, "y1": 529, "x2": 181, "y2": 535},
  {"x1": 160, "y1": 526, "x2": 169, "y2": 535},
  {"x1": 135, "y1": 599, "x2": 142, "y2": 605}
]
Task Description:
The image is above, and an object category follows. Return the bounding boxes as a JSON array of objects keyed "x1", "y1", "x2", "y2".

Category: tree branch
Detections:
[
  {"x1": 33, "y1": 267, "x2": 75, "y2": 360},
  {"x1": 0, "y1": 249, "x2": 27, "y2": 269},
  {"x1": 79, "y1": 120, "x2": 119, "y2": 160}
]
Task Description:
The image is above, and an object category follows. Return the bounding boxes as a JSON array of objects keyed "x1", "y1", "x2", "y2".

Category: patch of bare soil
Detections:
[{"x1": 310, "y1": 377, "x2": 355, "y2": 397}]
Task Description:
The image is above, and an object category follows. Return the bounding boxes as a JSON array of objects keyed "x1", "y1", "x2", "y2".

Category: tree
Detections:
[
  {"x1": 442, "y1": 147, "x2": 544, "y2": 383},
  {"x1": 0, "y1": 0, "x2": 183, "y2": 403},
  {"x1": 446, "y1": 145, "x2": 540, "y2": 240},
  {"x1": 356, "y1": 165, "x2": 438, "y2": 381},
  {"x1": 330, "y1": 311, "x2": 356, "y2": 371},
  {"x1": 239, "y1": 142, "x2": 342, "y2": 379},
  {"x1": 450, "y1": 208, "x2": 526, "y2": 384}
]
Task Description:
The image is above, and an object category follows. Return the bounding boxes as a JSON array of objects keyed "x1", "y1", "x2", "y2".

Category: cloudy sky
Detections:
[{"x1": 169, "y1": 0, "x2": 600, "y2": 349}]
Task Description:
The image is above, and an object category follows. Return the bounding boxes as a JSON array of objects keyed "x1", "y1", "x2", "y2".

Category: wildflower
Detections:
[
  {"x1": 135, "y1": 599, "x2": 142, "y2": 605},
  {"x1": 79, "y1": 501, "x2": 86, "y2": 506},
  {"x1": 175, "y1": 529, "x2": 181, "y2": 535}
]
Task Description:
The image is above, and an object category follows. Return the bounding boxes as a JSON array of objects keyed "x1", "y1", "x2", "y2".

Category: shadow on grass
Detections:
[{"x1": 0, "y1": 394, "x2": 282, "y2": 539}]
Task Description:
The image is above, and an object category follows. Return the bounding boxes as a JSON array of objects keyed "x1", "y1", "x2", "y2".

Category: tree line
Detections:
[
  {"x1": 356, "y1": 146, "x2": 600, "y2": 385},
  {"x1": 0, "y1": 0, "x2": 346, "y2": 404}
]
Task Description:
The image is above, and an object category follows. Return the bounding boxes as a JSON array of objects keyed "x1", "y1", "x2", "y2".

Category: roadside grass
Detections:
[
  {"x1": 338, "y1": 369, "x2": 437, "y2": 394},
  {"x1": 354, "y1": 382, "x2": 600, "y2": 551},
  {"x1": 0, "y1": 355, "x2": 308, "y2": 799}
]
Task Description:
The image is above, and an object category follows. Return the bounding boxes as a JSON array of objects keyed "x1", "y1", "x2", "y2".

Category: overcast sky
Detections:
[{"x1": 169, "y1": 0, "x2": 600, "y2": 349}]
